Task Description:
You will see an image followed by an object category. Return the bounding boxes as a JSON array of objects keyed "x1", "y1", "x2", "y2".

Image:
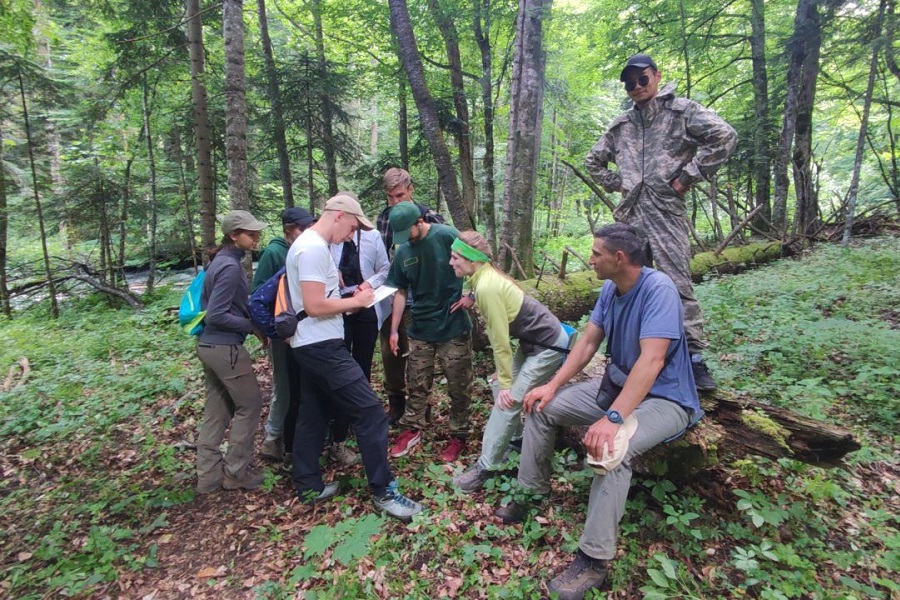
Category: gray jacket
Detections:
[{"x1": 199, "y1": 247, "x2": 253, "y2": 345}]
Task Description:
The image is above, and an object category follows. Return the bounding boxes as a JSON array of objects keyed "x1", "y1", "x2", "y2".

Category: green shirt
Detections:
[
  {"x1": 251, "y1": 237, "x2": 290, "y2": 292},
  {"x1": 386, "y1": 223, "x2": 471, "y2": 342}
]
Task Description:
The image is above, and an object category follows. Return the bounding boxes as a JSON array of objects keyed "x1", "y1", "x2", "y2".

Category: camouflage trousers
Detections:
[
  {"x1": 400, "y1": 333, "x2": 473, "y2": 439},
  {"x1": 623, "y1": 199, "x2": 706, "y2": 354}
]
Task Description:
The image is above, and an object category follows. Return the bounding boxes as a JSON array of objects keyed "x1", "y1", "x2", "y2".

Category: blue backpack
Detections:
[
  {"x1": 178, "y1": 270, "x2": 206, "y2": 335},
  {"x1": 249, "y1": 267, "x2": 307, "y2": 339}
]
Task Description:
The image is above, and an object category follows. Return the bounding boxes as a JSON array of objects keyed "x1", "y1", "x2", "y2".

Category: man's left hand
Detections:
[
  {"x1": 450, "y1": 295, "x2": 475, "y2": 313},
  {"x1": 670, "y1": 177, "x2": 690, "y2": 196},
  {"x1": 583, "y1": 417, "x2": 619, "y2": 459}
]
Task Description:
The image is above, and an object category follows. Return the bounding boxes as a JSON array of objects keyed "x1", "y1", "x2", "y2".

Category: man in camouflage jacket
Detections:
[{"x1": 585, "y1": 53, "x2": 737, "y2": 391}]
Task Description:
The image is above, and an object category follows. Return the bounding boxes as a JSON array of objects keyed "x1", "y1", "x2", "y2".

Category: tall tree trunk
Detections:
[
  {"x1": 142, "y1": 75, "x2": 159, "y2": 292},
  {"x1": 174, "y1": 130, "x2": 199, "y2": 270},
  {"x1": 312, "y1": 0, "x2": 339, "y2": 196},
  {"x1": 772, "y1": 0, "x2": 810, "y2": 234},
  {"x1": 399, "y1": 77, "x2": 409, "y2": 170},
  {"x1": 749, "y1": 0, "x2": 772, "y2": 231},
  {"x1": 18, "y1": 72, "x2": 58, "y2": 318},
  {"x1": 842, "y1": 0, "x2": 886, "y2": 246},
  {"x1": 678, "y1": 0, "x2": 692, "y2": 98},
  {"x1": 885, "y1": 0, "x2": 900, "y2": 85},
  {"x1": 186, "y1": 0, "x2": 216, "y2": 261},
  {"x1": 499, "y1": 0, "x2": 552, "y2": 277},
  {"x1": 257, "y1": 0, "x2": 294, "y2": 207},
  {"x1": 0, "y1": 122, "x2": 10, "y2": 317},
  {"x1": 224, "y1": 0, "x2": 249, "y2": 212},
  {"x1": 428, "y1": 0, "x2": 477, "y2": 224},
  {"x1": 119, "y1": 156, "x2": 134, "y2": 286},
  {"x1": 792, "y1": 0, "x2": 823, "y2": 237},
  {"x1": 474, "y1": 0, "x2": 497, "y2": 247},
  {"x1": 388, "y1": 0, "x2": 471, "y2": 229}
]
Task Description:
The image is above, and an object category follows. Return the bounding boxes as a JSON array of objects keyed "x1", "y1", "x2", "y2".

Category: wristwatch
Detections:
[
  {"x1": 467, "y1": 292, "x2": 475, "y2": 302},
  {"x1": 606, "y1": 410, "x2": 624, "y2": 424}
]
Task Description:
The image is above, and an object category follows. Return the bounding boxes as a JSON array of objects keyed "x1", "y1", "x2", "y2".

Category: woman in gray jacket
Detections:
[{"x1": 196, "y1": 210, "x2": 268, "y2": 494}]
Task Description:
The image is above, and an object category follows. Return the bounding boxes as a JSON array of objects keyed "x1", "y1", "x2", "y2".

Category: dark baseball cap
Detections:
[
  {"x1": 389, "y1": 201, "x2": 422, "y2": 245},
  {"x1": 620, "y1": 53, "x2": 658, "y2": 81},
  {"x1": 281, "y1": 207, "x2": 316, "y2": 228}
]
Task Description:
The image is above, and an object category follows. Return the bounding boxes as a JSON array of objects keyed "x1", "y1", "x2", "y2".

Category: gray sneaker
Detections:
[
  {"x1": 373, "y1": 480, "x2": 423, "y2": 522},
  {"x1": 260, "y1": 436, "x2": 284, "y2": 461},
  {"x1": 453, "y1": 462, "x2": 494, "y2": 494},
  {"x1": 298, "y1": 481, "x2": 340, "y2": 504},
  {"x1": 328, "y1": 442, "x2": 360, "y2": 466}
]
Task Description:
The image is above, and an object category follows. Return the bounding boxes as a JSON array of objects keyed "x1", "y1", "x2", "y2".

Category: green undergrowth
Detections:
[{"x1": 1, "y1": 236, "x2": 898, "y2": 599}]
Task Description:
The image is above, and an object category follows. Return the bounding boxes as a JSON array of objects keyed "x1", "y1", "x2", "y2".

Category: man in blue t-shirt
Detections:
[{"x1": 496, "y1": 223, "x2": 702, "y2": 599}]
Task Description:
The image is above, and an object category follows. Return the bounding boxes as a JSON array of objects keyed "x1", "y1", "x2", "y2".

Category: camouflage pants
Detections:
[
  {"x1": 400, "y1": 333, "x2": 473, "y2": 439},
  {"x1": 625, "y1": 199, "x2": 706, "y2": 354}
]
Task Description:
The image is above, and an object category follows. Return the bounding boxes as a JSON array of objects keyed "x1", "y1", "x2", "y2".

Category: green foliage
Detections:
[{"x1": 303, "y1": 514, "x2": 385, "y2": 566}]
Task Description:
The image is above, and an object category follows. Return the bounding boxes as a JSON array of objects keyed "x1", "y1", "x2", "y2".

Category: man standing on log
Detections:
[
  {"x1": 496, "y1": 224, "x2": 702, "y2": 599},
  {"x1": 585, "y1": 53, "x2": 737, "y2": 392}
]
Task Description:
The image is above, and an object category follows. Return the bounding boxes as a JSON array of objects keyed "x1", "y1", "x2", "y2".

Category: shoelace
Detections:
[{"x1": 382, "y1": 482, "x2": 417, "y2": 508}]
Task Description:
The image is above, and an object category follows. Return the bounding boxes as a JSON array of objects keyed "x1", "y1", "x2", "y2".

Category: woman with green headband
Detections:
[{"x1": 448, "y1": 230, "x2": 575, "y2": 493}]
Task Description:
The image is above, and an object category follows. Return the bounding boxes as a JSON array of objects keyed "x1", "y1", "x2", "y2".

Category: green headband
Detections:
[{"x1": 452, "y1": 237, "x2": 491, "y2": 263}]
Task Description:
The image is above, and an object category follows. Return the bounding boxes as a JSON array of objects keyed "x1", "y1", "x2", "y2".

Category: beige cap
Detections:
[
  {"x1": 586, "y1": 414, "x2": 639, "y2": 475},
  {"x1": 323, "y1": 192, "x2": 374, "y2": 231},
  {"x1": 219, "y1": 210, "x2": 268, "y2": 234}
]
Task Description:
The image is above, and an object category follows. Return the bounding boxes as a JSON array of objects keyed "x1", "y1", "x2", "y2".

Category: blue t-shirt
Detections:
[{"x1": 589, "y1": 267, "x2": 700, "y2": 413}]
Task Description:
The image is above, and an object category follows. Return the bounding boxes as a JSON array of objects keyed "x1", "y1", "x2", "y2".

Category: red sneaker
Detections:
[
  {"x1": 390, "y1": 429, "x2": 421, "y2": 458},
  {"x1": 439, "y1": 437, "x2": 466, "y2": 462}
]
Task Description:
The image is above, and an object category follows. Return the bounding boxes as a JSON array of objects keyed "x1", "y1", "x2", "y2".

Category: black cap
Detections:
[
  {"x1": 281, "y1": 207, "x2": 316, "y2": 228},
  {"x1": 620, "y1": 53, "x2": 658, "y2": 81}
]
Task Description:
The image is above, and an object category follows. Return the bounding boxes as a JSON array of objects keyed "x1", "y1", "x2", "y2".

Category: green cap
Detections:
[{"x1": 389, "y1": 202, "x2": 422, "y2": 245}]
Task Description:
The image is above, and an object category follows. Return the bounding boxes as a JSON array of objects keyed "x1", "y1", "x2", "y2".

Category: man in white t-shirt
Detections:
[{"x1": 285, "y1": 192, "x2": 422, "y2": 522}]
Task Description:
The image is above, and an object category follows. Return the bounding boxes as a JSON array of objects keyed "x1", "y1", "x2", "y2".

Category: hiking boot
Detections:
[
  {"x1": 196, "y1": 478, "x2": 222, "y2": 494},
  {"x1": 390, "y1": 429, "x2": 421, "y2": 458},
  {"x1": 547, "y1": 550, "x2": 610, "y2": 600},
  {"x1": 282, "y1": 452, "x2": 292, "y2": 472},
  {"x1": 298, "y1": 481, "x2": 340, "y2": 504},
  {"x1": 328, "y1": 442, "x2": 360, "y2": 467},
  {"x1": 223, "y1": 468, "x2": 264, "y2": 491},
  {"x1": 260, "y1": 435, "x2": 284, "y2": 461},
  {"x1": 373, "y1": 480, "x2": 423, "y2": 522},
  {"x1": 495, "y1": 499, "x2": 531, "y2": 524},
  {"x1": 438, "y1": 437, "x2": 466, "y2": 462},
  {"x1": 452, "y1": 462, "x2": 494, "y2": 493},
  {"x1": 692, "y1": 359, "x2": 717, "y2": 392},
  {"x1": 387, "y1": 395, "x2": 406, "y2": 427}
]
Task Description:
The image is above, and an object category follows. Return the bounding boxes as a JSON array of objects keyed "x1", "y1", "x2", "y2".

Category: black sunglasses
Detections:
[{"x1": 624, "y1": 74, "x2": 651, "y2": 92}]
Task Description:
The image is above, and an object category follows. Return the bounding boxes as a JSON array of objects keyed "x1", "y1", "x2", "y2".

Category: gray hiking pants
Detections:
[
  {"x1": 518, "y1": 379, "x2": 690, "y2": 559},
  {"x1": 196, "y1": 343, "x2": 264, "y2": 486}
]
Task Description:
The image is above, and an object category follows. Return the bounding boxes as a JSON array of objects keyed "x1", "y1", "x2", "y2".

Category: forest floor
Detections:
[{"x1": 1, "y1": 235, "x2": 898, "y2": 599}]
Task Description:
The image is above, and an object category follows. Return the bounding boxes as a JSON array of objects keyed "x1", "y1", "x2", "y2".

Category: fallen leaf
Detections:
[
  {"x1": 17, "y1": 552, "x2": 33, "y2": 561},
  {"x1": 196, "y1": 566, "x2": 226, "y2": 578}
]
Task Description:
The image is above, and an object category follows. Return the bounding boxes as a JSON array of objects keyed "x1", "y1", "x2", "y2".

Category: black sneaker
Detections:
[
  {"x1": 298, "y1": 481, "x2": 340, "y2": 504},
  {"x1": 692, "y1": 359, "x2": 717, "y2": 392},
  {"x1": 547, "y1": 550, "x2": 609, "y2": 599}
]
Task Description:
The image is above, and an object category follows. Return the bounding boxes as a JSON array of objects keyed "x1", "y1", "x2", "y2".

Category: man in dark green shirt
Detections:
[{"x1": 385, "y1": 202, "x2": 473, "y2": 463}]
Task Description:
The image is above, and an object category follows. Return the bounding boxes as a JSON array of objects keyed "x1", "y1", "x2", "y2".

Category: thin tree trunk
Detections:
[
  {"x1": 749, "y1": 0, "x2": 772, "y2": 231},
  {"x1": 224, "y1": 0, "x2": 249, "y2": 212},
  {"x1": 175, "y1": 130, "x2": 199, "y2": 270},
  {"x1": 142, "y1": 75, "x2": 159, "y2": 292},
  {"x1": 474, "y1": 0, "x2": 497, "y2": 247},
  {"x1": 186, "y1": 0, "x2": 216, "y2": 262},
  {"x1": 257, "y1": 0, "x2": 294, "y2": 208},
  {"x1": 399, "y1": 77, "x2": 409, "y2": 170},
  {"x1": 678, "y1": 0, "x2": 692, "y2": 98},
  {"x1": 428, "y1": 0, "x2": 477, "y2": 224},
  {"x1": 118, "y1": 156, "x2": 133, "y2": 288},
  {"x1": 499, "y1": 0, "x2": 552, "y2": 277},
  {"x1": 0, "y1": 122, "x2": 10, "y2": 317},
  {"x1": 388, "y1": 0, "x2": 471, "y2": 229},
  {"x1": 792, "y1": 0, "x2": 823, "y2": 237},
  {"x1": 312, "y1": 0, "x2": 339, "y2": 196},
  {"x1": 18, "y1": 72, "x2": 58, "y2": 318},
  {"x1": 843, "y1": 0, "x2": 886, "y2": 246}
]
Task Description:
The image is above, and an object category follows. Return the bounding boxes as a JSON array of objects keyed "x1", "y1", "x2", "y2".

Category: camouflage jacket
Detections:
[{"x1": 585, "y1": 84, "x2": 737, "y2": 220}]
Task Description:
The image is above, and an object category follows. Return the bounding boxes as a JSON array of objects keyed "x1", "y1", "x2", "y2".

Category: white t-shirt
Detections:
[{"x1": 285, "y1": 229, "x2": 343, "y2": 347}]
